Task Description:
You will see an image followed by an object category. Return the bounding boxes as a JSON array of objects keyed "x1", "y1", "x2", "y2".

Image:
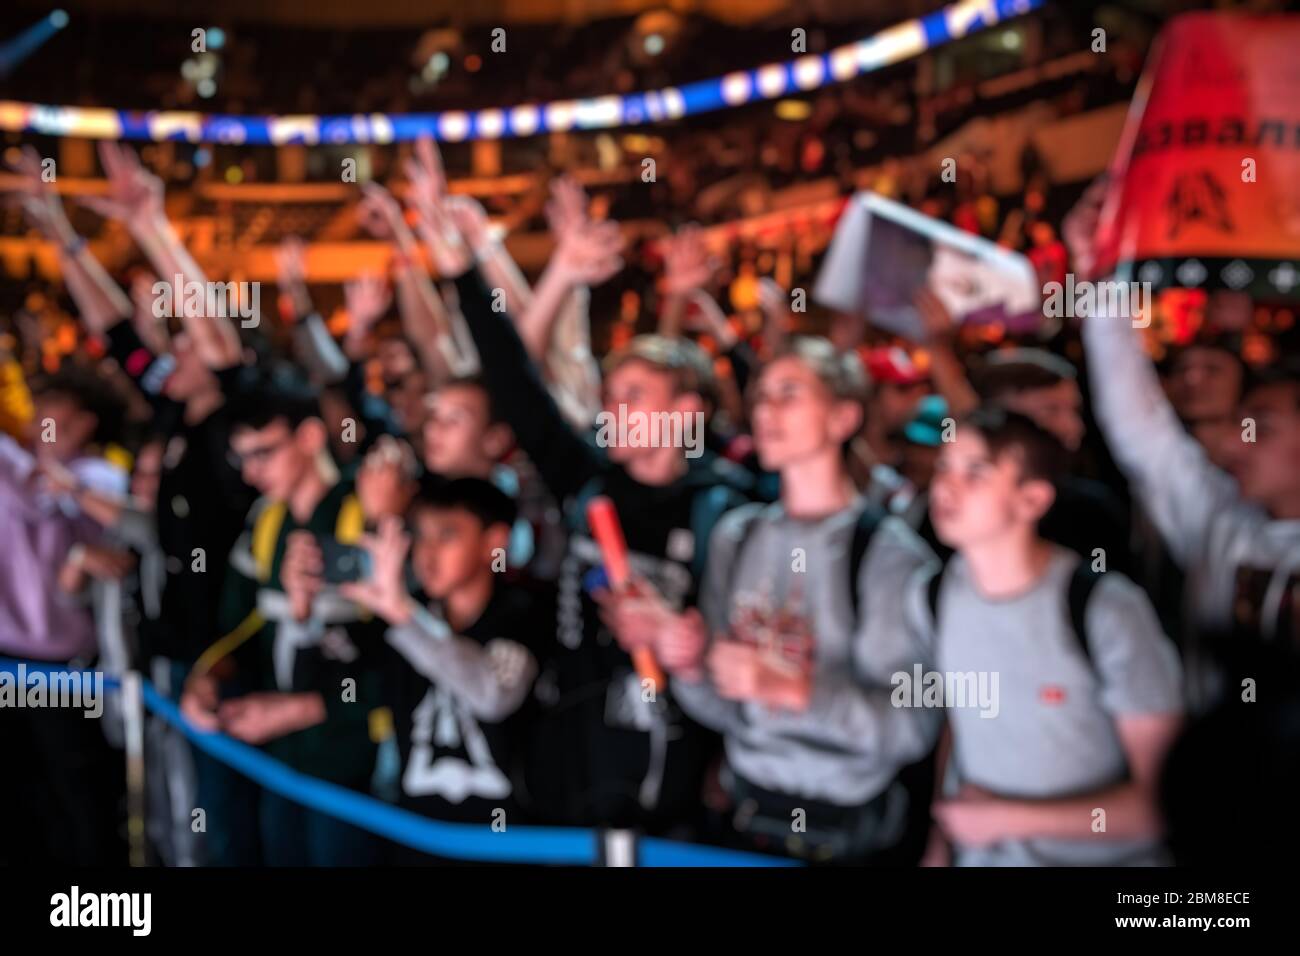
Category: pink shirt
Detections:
[{"x1": 0, "y1": 436, "x2": 127, "y2": 662}]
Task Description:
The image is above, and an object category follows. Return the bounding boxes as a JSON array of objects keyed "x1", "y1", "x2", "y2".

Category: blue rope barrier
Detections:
[
  {"x1": 639, "y1": 836, "x2": 797, "y2": 868},
  {"x1": 0, "y1": 659, "x2": 794, "y2": 866},
  {"x1": 0, "y1": 0, "x2": 1043, "y2": 143}
]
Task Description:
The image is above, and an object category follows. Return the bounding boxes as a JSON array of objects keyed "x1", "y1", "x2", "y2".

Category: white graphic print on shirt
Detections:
[{"x1": 402, "y1": 684, "x2": 511, "y2": 804}]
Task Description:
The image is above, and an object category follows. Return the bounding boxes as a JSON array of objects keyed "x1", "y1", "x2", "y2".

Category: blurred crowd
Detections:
[
  {"x1": 3, "y1": 0, "x2": 1300, "y2": 869},
  {"x1": 2, "y1": 122, "x2": 1298, "y2": 868}
]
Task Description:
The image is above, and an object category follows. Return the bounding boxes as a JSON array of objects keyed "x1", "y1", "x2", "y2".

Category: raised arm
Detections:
[
  {"x1": 82, "y1": 141, "x2": 242, "y2": 369},
  {"x1": 356, "y1": 182, "x2": 467, "y2": 384},
  {"x1": 915, "y1": 288, "x2": 978, "y2": 419},
  {"x1": 1065, "y1": 183, "x2": 1239, "y2": 564},
  {"x1": 273, "y1": 237, "x2": 350, "y2": 384},
  {"x1": 657, "y1": 224, "x2": 719, "y2": 339},
  {"x1": 544, "y1": 285, "x2": 603, "y2": 427},
  {"x1": 454, "y1": 264, "x2": 602, "y2": 502},
  {"x1": 6, "y1": 146, "x2": 131, "y2": 335},
  {"x1": 340, "y1": 517, "x2": 536, "y2": 722}
]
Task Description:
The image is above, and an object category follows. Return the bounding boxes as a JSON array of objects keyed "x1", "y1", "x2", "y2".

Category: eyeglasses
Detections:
[{"x1": 227, "y1": 436, "x2": 291, "y2": 470}]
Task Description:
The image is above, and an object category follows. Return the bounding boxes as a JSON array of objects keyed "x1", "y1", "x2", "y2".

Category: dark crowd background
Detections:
[{"x1": 1, "y1": 0, "x2": 1298, "y2": 868}]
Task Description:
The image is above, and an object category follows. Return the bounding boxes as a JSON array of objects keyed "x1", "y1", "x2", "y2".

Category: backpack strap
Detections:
[
  {"x1": 568, "y1": 474, "x2": 606, "y2": 535},
  {"x1": 1067, "y1": 561, "x2": 1104, "y2": 667},
  {"x1": 689, "y1": 483, "x2": 745, "y2": 581},
  {"x1": 334, "y1": 493, "x2": 365, "y2": 545},
  {"x1": 925, "y1": 563, "x2": 946, "y2": 626},
  {"x1": 723, "y1": 502, "x2": 774, "y2": 601},
  {"x1": 251, "y1": 499, "x2": 288, "y2": 584},
  {"x1": 846, "y1": 504, "x2": 888, "y2": 618}
]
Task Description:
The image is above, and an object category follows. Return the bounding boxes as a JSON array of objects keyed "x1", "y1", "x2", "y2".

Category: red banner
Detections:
[{"x1": 1096, "y1": 12, "x2": 1300, "y2": 299}]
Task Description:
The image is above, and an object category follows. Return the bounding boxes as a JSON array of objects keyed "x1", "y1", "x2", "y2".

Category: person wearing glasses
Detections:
[{"x1": 181, "y1": 379, "x2": 386, "y2": 866}]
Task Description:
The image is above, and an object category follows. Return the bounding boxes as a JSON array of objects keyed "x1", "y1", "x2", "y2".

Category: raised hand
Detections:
[
  {"x1": 914, "y1": 287, "x2": 956, "y2": 345},
  {"x1": 405, "y1": 134, "x2": 449, "y2": 217},
  {"x1": 545, "y1": 175, "x2": 590, "y2": 241},
  {"x1": 4, "y1": 146, "x2": 75, "y2": 245},
  {"x1": 354, "y1": 435, "x2": 416, "y2": 521},
  {"x1": 79, "y1": 141, "x2": 165, "y2": 232},
  {"x1": 443, "y1": 194, "x2": 493, "y2": 253},
  {"x1": 660, "y1": 224, "x2": 719, "y2": 297},
  {"x1": 402, "y1": 135, "x2": 474, "y2": 275},
  {"x1": 275, "y1": 237, "x2": 314, "y2": 318},
  {"x1": 1061, "y1": 176, "x2": 1107, "y2": 282},
  {"x1": 680, "y1": 289, "x2": 732, "y2": 338},
  {"x1": 406, "y1": 186, "x2": 474, "y2": 277},
  {"x1": 339, "y1": 515, "x2": 415, "y2": 626},
  {"x1": 756, "y1": 277, "x2": 793, "y2": 350},
  {"x1": 552, "y1": 217, "x2": 625, "y2": 287},
  {"x1": 357, "y1": 182, "x2": 408, "y2": 242},
  {"x1": 343, "y1": 272, "x2": 393, "y2": 344}
]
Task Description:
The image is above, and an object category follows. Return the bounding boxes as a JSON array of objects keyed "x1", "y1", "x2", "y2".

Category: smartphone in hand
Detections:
[{"x1": 318, "y1": 540, "x2": 372, "y2": 585}]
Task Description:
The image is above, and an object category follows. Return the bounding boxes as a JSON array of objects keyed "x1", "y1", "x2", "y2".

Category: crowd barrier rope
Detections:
[
  {"x1": 0, "y1": 0, "x2": 1043, "y2": 144},
  {"x1": 0, "y1": 658, "x2": 797, "y2": 867}
]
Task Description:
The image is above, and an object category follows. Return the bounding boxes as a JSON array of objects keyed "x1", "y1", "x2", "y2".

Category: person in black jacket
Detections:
[{"x1": 407, "y1": 152, "x2": 753, "y2": 831}]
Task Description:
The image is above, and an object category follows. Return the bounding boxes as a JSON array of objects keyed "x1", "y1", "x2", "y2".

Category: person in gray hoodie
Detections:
[{"x1": 600, "y1": 337, "x2": 940, "y2": 862}]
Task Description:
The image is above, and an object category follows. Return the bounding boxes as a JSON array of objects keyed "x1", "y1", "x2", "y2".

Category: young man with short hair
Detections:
[
  {"x1": 972, "y1": 349, "x2": 1086, "y2": 453},
  {"x1": 421, "y1": 375, "x2": 560, "y2": 578},
  {"x1": 1162, "y1": 333, "x2": 1246, "y2": 468},
  {"x1": 925, "y1": 407, "x2": 1183, "y2": 866},
  {"x1": 338, "y1": 478, "x2": 551, "y2": 861},
  {"x1": 413, "y1": 168, "x2": 753, "y2": 831}
]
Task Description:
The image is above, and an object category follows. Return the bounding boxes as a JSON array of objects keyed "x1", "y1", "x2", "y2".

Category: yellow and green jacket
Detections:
[{"x1": 218, "y1": 479, "x2": 384, "y2": 789}]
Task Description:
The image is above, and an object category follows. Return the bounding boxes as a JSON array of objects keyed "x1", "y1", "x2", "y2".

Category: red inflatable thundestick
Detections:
[{"x1": 586, "y1": 496, "x2": 666, "y2": 689}]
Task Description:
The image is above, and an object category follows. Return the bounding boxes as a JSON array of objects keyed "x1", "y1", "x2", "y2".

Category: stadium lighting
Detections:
[
  {"x1": 0, "y1": 0, "x2": 1048, "y2": 143},
  {"x1": 50, "y1": 10, "x2": 69, "y2": 30},
  {"x1": 774, "y1": 99, "x2": 812, "y2": 121}
]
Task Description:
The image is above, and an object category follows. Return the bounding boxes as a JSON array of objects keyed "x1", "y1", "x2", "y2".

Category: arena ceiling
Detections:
[{"x1": 9, "y1": 0, "x2": 942, "y2": 28}]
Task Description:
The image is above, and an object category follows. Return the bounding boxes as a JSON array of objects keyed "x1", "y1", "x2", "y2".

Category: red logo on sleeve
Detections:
[{"x1": 1040, "y1": 685, "x2": 1067, "y2": 705}]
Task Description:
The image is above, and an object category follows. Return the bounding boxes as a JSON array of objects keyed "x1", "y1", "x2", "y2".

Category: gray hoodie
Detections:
[{"x1": 673, "y1": 500, "x2": 940, "y2": 806}]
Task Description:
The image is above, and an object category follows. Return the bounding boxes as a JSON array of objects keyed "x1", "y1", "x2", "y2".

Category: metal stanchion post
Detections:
[
  {"x1": 602, "y1": 829, "x2": 636, "y2": 867},
  {"x1": 121, "y1": 670, "x2": 147, "y2": 867}
]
